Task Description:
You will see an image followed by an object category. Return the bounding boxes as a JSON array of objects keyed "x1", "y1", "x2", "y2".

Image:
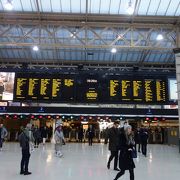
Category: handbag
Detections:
[{"x1": 131, "y1": 148, "x2": 137, "y2": 158}]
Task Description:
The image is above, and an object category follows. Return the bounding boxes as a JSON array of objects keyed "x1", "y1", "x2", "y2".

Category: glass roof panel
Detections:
[
  {"x1": 40, "y1": 0, "x2": 52, "y2": 12},
  {"x1": 61, "y1": 0, "x2": 70, "y2": 12},
  {"x1": 89, "y1": 0, "x2": 101, "y2": 13},
  {"x1": 99, "y1": 0, "x2": 111, "y2": 14},
  {"x1": 109, "y1": 0, "x2": 121, "y2": 14},
  {"x1": 50, "y1": 0, "x2": 62, "y2": 12},
  {"x1": 166, "y1": 0, "x2": 180, "y2": 16}
]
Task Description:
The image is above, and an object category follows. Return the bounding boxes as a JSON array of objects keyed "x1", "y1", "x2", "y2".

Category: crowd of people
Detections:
[
  {"x1": 1, "y1": 121, "x2": 149, "y2": 179},
  {"x1": 18, "y1": 122, "x2": 65, "y2": 175}
]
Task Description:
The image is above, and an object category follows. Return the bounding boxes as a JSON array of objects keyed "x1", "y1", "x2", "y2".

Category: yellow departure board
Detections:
[
  {"x1": 14, "y1": 73, "x2": 169, "y2": 104},
  {"x1": 156, "y1": 80, "x2": 166, "y2": 102},
  {"x1": 86, "y1": 90, "x2": 98, "y2": 100},
  {"x1": 122, "y1": 80, "x2": 131, "y2": 101},
  {"x1": 39, "y1": 79, "x2": 51, "y2": 99},
  {"x1": 28, "y1": 78, "x2": 39, "y2": 99},
  {"x1": 64, "y1": 79, "x2": 74, "y2": 87},
  {"x1": 16, "y1": 78, "x2": 28, "y2": 98},
  {"x1": 52, "y1": 79, "x2": 61, "y2": 98},
  {"x1": 133, "y1": 80, "x2": 143, "y2": 101},
  {"x1": 144, "y1": 80, "x2": 154, "y2": 102},
  {"x1": 110, "y1": 80, "x2": 119, "y2": 97}
]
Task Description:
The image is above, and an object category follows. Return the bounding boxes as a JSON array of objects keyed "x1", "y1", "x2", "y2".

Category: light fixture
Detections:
[
  {"x1": 156, "y1": 34, "x2": 163, "y2": 40},
  {"x1": 4, "y1": 0, "x2": 13, "y2": 11},
  {"x1": 32, "y1": 45, "x2": 39, "y2": 51},
  {"x1": 70, "y1": 32, "x2": 76, "y2": 39},
  {"x1": 127, "y1": 0, "x2": 134, "y2": 15},
  {"x1": 111, "y1": 48, "x2": 117, "y2": 53}
]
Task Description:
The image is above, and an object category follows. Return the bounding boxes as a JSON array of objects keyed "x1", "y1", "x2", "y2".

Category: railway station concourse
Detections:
[{"x1": 0, "y1": 0, "x2": 180, "y2": 180}]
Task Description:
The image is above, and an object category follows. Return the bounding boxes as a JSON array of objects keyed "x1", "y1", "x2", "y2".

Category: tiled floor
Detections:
[{"x1": 0, "y1": 143, "x2": 180, "y2": 180}]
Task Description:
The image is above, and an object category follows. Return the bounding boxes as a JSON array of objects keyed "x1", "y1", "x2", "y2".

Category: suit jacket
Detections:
[{"x1": 107, "y1": 127, "x2": 120, "y2": 151}]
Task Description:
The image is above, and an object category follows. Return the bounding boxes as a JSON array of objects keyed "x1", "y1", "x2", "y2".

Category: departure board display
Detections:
[
  {"x1": 144, "y1": 79, "x2": 155, "y2": 103},
  {"x1": 76, "y1": 75, "x2": 99, "y2": 102},
  {"x1": 52, "y1": 78, "x2": 62, "y2": 100},
  {"x1": 133, "y1": 80, "x2": 144, "y2": 102},
  {"x1": 62, "y1": 76, "x2": 75, "y2": 101},
  {"x1": 15, "y1": 77, "x2": 27, "y2": 99},
  {"x1": 14, "y1": 73, "x2": 169, "y2": 104},
  {"x1": 121, "y1": 79, "x2": 132, "y2": 101},
  {"x1": 156, "y1": 79, "x2": 166, "y2": 102}
]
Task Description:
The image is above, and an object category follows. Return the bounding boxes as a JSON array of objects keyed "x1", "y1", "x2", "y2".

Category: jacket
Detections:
[
  {"x1": 0, "y1": 127, "x2": 8, "y2": 139},
  {"x1": 18, "y1": 131, "x2": 30, "y2": 150},
  {"x1": 54, "y1": 130, "x2": 64, "y2": 145},
  {"x1": 119, "y1": 132, "x2": 135, "y2": 170},
  {"x1": 107, "y1": 127, "x2": 120, "y2": 151}
]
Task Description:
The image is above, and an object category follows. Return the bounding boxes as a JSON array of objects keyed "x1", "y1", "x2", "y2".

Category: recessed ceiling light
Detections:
[
  {"x1": 32, "y1": 45, "x2": 39, "y2": 51},
  {"x1": 111, "y1": 48, "x2": 117, "y2": 53},
  {"x1": 156, "y1": 34, "x2": 164, "y2": 41},
  {"x1": 4, "y1": 0, "x2": 13, "y2": 11}
]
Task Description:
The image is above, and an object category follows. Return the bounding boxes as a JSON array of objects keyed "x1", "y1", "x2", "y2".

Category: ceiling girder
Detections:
[{"x1": 0, "y1": 23, "x2": 178, "y2": 50}]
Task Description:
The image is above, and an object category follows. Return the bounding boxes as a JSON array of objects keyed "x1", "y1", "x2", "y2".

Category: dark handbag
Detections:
[{"x1": 131, "y1": 149, "x2": 137, "y2": 158}]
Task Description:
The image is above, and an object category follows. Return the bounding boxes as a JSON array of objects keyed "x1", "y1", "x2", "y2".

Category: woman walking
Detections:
[
  {"x1": 113, "y1": 125, "x2": 135, "y2": 180},
  {"x1": 54, "y1": 125, "x2": 65, "y2": 157}
]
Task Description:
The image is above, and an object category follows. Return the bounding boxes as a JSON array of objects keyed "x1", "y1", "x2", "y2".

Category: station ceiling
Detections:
[{"x1": 0, "y1": 0, "x2": 179, "y2": 68}]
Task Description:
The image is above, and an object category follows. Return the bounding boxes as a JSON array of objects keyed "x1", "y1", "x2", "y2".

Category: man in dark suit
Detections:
[
  {"x1": 141, "y1": 128, "x2": 149, "y2": 157},
  {"x1": 107, "y1": 121, "x2": 120, "y2": 171}
]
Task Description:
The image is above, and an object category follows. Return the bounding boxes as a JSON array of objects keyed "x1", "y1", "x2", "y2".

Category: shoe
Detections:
[
  {"x1": 58, "y1": 153, "x2": 63, "y2": 157},
  {"x1": 114, "y1": 168, "x2": 120, "y2": 171},
  {"x1": 24, "y1": 172, "x2": 32, "y2": 175},
  {"x1": 20, "y1": 171, "x2": 24, "y2": 175},
  {"x1": 107, "y1": 163, "x2": 110, "y2": 169}
]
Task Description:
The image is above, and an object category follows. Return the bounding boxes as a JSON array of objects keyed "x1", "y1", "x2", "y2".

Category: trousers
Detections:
[
  {"x1": 21, "y1": 149, "x2": 30, "y2": 172},
  {"x1": 141, "y1": 143, "x2": 147, "y2": 156},
  {"x1": 108, "y1": 150, "x2": 118, "y2": 169},
  {"x1": 114, "y1": 169, "x2": 134, "y2": 180}
]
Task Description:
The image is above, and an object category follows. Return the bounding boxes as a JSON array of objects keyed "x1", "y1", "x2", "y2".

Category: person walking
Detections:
[
  {"x1": 141, "y1": 128, "x2": 149, "y2": 157},
  {"x1": 113, "y1": 125, "x2": 135, "y2": 180},
  {"x1": 18, "y1": 124, "x2": 34, "y2": 175},
  {"x1": 41, "y1": 126, "x2": 48, "y2": 146},
  {"x1": 107, "y1": 121, "x2": 120, "y2": 171},
  {"x1": 33, "y1": 126, "x2": 41, "y2": 148},
  {"x1": 54, "y1": 125, "x2": 65, "y2": 157},
  {"x1": 87, "y1": 125, "x2": 94, "y2": 146},
  {"x1": 134, "y1": 128, "x2": 141, "y2": 153},
  {"x1": 0, "y1": 124, "x2": 8, "y2": 151},
  {"x1": 78, "y1": 126, "x2": 84, "y2": 143}
]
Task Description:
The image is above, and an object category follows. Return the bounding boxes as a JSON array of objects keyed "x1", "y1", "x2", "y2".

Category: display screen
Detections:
[
  {"x1": 14, "y1": 73, "x2": 169, "y2": 104},
  {"x1": 0, "y1": 72, "x2": 15, "y2": 100},
  {"x1": 168, "y1": 79, "x2": 177, "y2": 100}
]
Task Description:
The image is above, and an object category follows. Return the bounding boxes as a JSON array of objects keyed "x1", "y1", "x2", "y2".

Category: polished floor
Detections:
[{"x1": 0, "y1": 143, "x2": 180, "y2": 180}]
